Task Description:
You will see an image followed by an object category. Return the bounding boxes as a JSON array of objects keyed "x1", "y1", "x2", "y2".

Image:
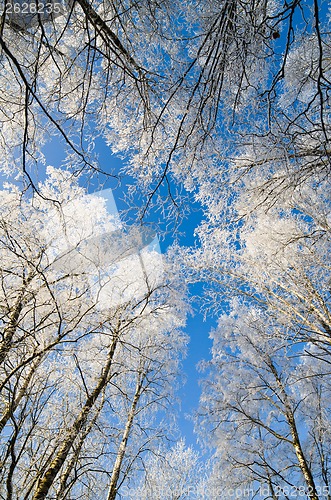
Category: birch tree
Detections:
[
  {"x1": 128, "y1": 440, "x2": 205, "y2": 500},
  {"x1": 0, "y1": 0, "x2": 329, "y2": 217},
  {"x1": 0, "y1": 167, "x2": 188, "y2": 499},
  {"x1": 180, "y1": 173, "x2": 331, "y2": 497},
  {"x1": 198, "y1": 301, "x2": 331, "y2": 500},
  {"x1": 1, "y1": 1, "x2": 331, "y2": 496}
]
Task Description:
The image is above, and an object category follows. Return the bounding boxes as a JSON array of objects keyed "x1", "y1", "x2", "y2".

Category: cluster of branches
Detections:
[
  {"x1": 0, "y1": 169, "x2": 187, "y2": 499},
  {"x1": 183, "y1": 34, "x2": 331, "y2": 500},
  {"x1": 0, "y1": 0, "x2": 330, "y2": 497},
  {"x1": 182, "y1": 105, "x2": 331, "y2": 496},
  {"x1": 0, "y1": 0, "x2": 329, "y2": 211}
]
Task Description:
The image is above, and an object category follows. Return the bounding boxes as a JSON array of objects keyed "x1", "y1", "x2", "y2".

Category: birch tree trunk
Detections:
[
  {"x1": 32, "y1": 331, "x2": 120, "y2": 500},
  {"x1": 106, "y1": 370, "x2": 145, "y2": 500},
  {"x1": 0, "y1": 270, "x2": 34, "y2": 365},
  {"x1": 0, "y1": 356, "x2": 42, "y2": 433},
  {"x1": 270, "y1": 361, "x2": 319, "y2": 500}
]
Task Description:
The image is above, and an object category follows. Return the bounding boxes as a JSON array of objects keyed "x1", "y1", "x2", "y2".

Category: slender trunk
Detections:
[
  {"x1": 56, "y1": 406, "x2": 101, "y2": 500},
  {"x1": 6, "y1": 421, "x2": 18, "y2": 500},
  {"x1": 0, "y1": 272, "x2": 34, "y2": 365},
  {"x1": 270, "y1": 360, "x2": 319, "y2": 500},
  {"x1": 106, "y1": 372, "x2": 145, "y2": 500},
  {"x1": 0, "y1": 357, "x2": 41, "y2": 433},
  {"x1": 287, "y1": 411, "x2": 319, "y2": 500},
  {"x1": 0, "y1": 296, "x2": 24, "y2": 365},
  {"x1": 32, "y1": 333, "x2": 119, "y2": 500}
]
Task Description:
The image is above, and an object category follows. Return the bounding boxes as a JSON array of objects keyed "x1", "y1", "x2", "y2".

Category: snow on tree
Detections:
[
  {"x1": 128, "y1": 440, "x2": 206, "y2": 500},
  {"x1": 183, "y1": 163, "x2": 331, "y2": 497},
  {"x1": 0, "y1": 1, "x2": 329, "y2": 216},
  {"x1": 0, "y1": 168, "x2": 188, "y2": 499},
  {"x1": 1, "y1": 1, "x2": 331, "y2": 497},
  {"x1": 197, "y1": 300, "x2": 331, "y2": 499}
]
